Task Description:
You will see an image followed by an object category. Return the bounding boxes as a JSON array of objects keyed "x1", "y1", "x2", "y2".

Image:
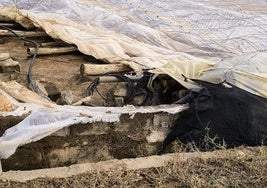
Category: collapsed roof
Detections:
[
  {"x1": 0, "y1": 0, "x2": 266, "y2": 158},
  {"x1": 0, "y1": 0, "x2": 266, "y2": 96}
]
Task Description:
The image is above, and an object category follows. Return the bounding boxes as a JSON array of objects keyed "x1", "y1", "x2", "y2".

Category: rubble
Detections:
[{"x1": 0, "y1": 53, "x2": 20, "y2": 81}]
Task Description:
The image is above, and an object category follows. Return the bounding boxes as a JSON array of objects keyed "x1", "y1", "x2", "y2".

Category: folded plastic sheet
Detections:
[
  {"x1": 0, "y1": 0, "x2": 266, "y2": 96},
  {"x1": 1, "y1": 0, "x2": 266, "y2": 57},
  {"x1": 155, "y1": 52, "x2": 267, "y2": 97},
  {"x1": 0, "y1": 89, "x2": 186, "y2": 159},
  {"x1": 199, "y1": 52, "x2": 267, "y2": 97}
]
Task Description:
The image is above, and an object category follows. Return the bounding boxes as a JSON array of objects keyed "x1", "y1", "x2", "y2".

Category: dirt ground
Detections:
[
  {"x1": 0, "y1": 147, "x2": 266, "y2": 188},
  {"x1": 0, "y1": 36, "x2": 90, "y2": 103},
  {"x1": 0, "y1": 35, "x2": 147, "y2": 106}
]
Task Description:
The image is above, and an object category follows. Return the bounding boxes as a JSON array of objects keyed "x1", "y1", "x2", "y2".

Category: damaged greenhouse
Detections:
[{"x1": 0, "y1": 0, "x2": 266, "y2": 185}]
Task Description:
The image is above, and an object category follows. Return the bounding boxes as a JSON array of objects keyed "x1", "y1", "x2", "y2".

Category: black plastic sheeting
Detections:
[{"x1": 162, "y1": 80, "x2": 267, "y2": 151}]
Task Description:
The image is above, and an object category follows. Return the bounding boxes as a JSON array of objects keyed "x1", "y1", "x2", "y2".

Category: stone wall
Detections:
[{"x1": 1, "y1": 112, "x2": 179, "y2": 171}]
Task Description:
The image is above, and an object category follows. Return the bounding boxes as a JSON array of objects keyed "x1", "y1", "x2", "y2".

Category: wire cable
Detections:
[
  {"x1": 86, "y1": 72, "x2": 151, "y2": 105},
  {"x1": 0, "y1": 25, "x2": 47, "y2": 97}
]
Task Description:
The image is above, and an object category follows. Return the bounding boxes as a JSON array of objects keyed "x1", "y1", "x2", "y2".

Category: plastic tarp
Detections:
[
  {"x1": 0, "y1": 0, "x2": 267, "y2": 158},
  {"x1": 0, "y1": 0, "x2": 267, "y2": 93},
  {"x1": 0, "y1": 88, "x2": 186, "y2": 159},
  {"x1": 155, "y1": 52, "x2": 267, "y2": 97},
  {"x1": 0, "y1": 0, "x2": 266, "y2": 95}
]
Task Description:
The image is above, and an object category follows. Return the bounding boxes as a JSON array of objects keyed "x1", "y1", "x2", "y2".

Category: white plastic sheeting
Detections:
[
  {"x1": 0, "y1": 88, "x2": 186, "y2": 159},
  {"x1": 155, "y1": 52, "x2": 267, "y2": 97},
  {"x1": 0, "y1": 0, "x2": 266, "y2": 93},
  {"x1": 1, "y1": 0, "x2": 266, "y2": 56},
  {"x1": 0, "y1": 0, "x2": 267, "y2": 159},
  {"x1": 199, "y1": 52, "x2": 267, "y2": 97}
]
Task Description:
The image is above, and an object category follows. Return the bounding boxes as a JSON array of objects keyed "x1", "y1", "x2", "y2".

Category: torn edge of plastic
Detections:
[{"x1": 0, "y1": 90, "x2": 186, "y2": 159}]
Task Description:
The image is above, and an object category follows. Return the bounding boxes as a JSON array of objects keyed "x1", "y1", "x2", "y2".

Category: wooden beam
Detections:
[
  {"x1": 0, "y1": 81, "x2": 54, "y2": 108},
  {"x1": 24, "y1": 41, "x2": 67, "y2": 48},
  {"x1": 0, "y1": 30, "x2": 47, "y2": 37},
  {"x1": 40, "y1": 41, "x2": 65, "y2": 47},
  {"x1": 27, "y1": 46, "x2": 78, "y2": 56},
  {"x1": 0, "y1": 23, "x2": 17, "y2": 28},
  {"x1": 80, "y1": 63, "x2": 131, "y2": 76},
  {"x1": 81, "y1": 75, "x2": 121, "y2": 82}
]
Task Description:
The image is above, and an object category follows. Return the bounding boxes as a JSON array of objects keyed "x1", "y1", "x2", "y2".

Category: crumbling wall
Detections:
[{"x1": 1, "y1": 112, "x2": 179, "y2": 171}]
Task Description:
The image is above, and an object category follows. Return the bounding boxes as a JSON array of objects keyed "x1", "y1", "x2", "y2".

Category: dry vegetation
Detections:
[{"x1": 1, "y1": 146, "x2": 266, "y2": 188}]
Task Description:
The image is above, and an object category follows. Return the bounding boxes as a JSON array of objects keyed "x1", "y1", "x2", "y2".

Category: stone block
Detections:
[
  {"x1": 52, "y1": 127, "x2": 70, "y2": 137},
  {"x1": 0, "y1": 54, "x2": 20, "y2": 73}
]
